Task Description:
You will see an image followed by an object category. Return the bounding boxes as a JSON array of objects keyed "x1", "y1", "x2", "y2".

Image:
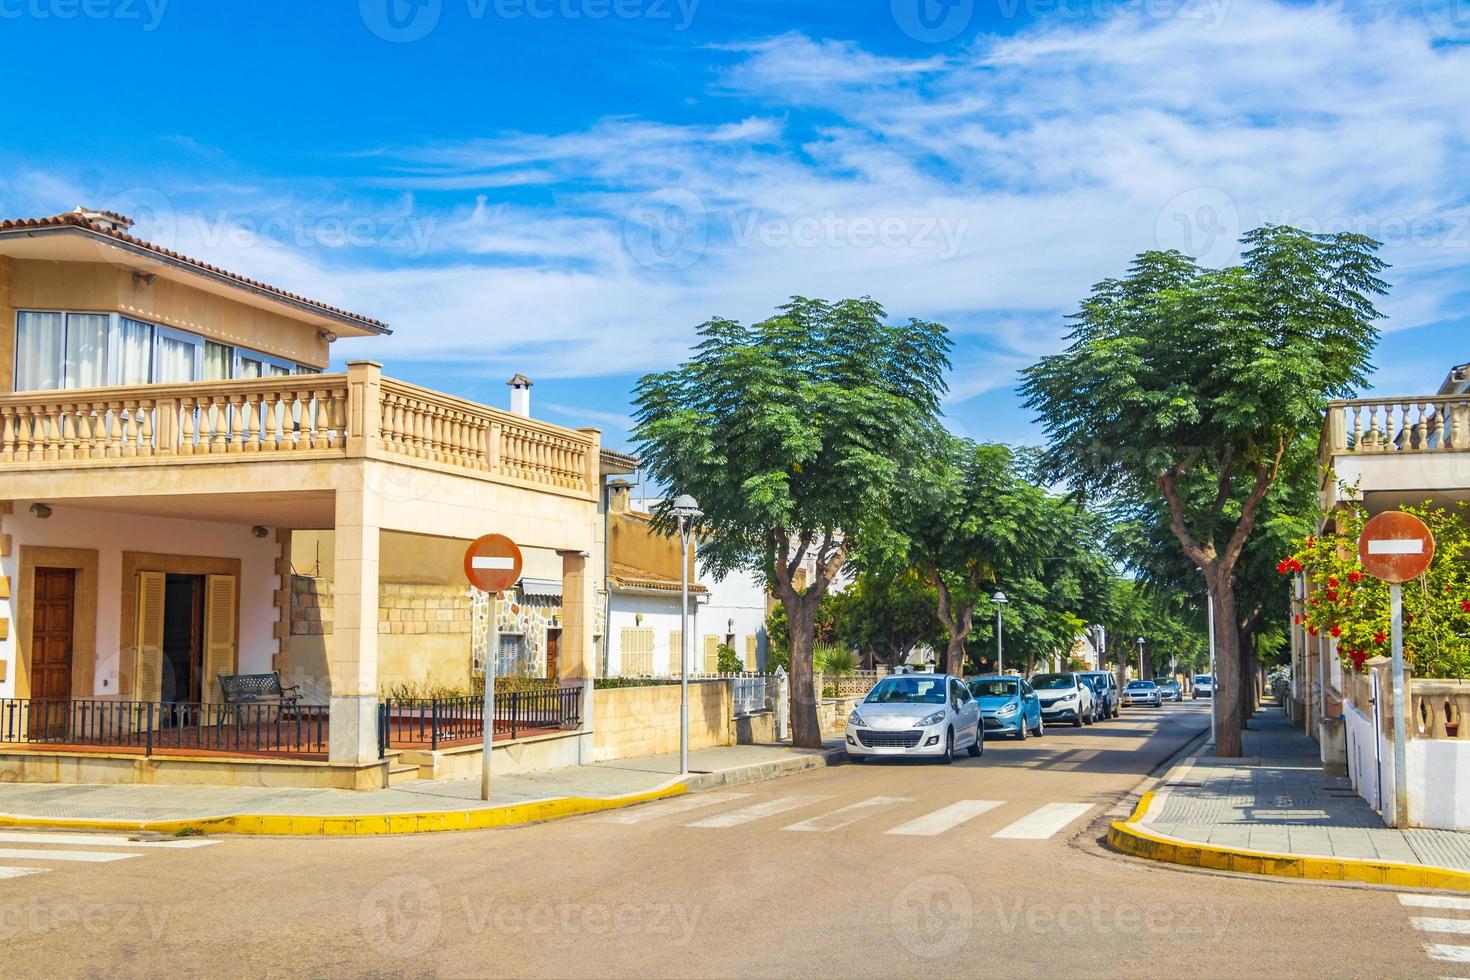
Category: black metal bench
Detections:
[{"x1": 218, "y1": 672, "x2": 302, "y2": 708}]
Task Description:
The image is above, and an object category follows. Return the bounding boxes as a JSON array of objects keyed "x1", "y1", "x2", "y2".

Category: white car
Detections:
[
  {"x1": 1192, "y1": 674, "x2": 1215, "y2": 699},
  {"x1": 845, "y1": 674, "x2": 984, "y2": 764},
  {"x1": 1123, "y1": 679, "x2": 1162, "y2": 707},
  {"x1": 1029, "y1": 672, "x2": 1096, "y2": 728}
]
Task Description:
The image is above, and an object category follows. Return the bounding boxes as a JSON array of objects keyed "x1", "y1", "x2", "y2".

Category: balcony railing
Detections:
[
  {"x1": 377, "y1": 685, "x2": 583, "y2": 754},
  {"x1": 0, "y1": 698, "x2": 329, "y2": 758},
  {"x1": 0, "y1": 361, "x2": 598, "y2": 496},
  {"x1": 1325, "y1": 395, "x2": 1470, "y2": 456}
]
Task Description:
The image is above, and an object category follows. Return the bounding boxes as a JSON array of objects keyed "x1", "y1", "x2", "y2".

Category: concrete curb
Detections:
[
  {"x1": 1107, "y1": 792, "x2": 1470, "y2": 892},
  {"x1": 0, "y1": 747, "x2": 846, "y2": 838}
]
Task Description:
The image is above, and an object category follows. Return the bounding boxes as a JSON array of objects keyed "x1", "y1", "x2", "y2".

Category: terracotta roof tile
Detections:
[
  {"x1": 609, "y1": 560, "x2": 708, "y2": 594},
  {"x1": 0, "y1": 209, "x2": 390, "y2": 333}
]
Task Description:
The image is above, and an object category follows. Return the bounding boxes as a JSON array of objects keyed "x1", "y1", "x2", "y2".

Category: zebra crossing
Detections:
[
  {"x1": 0, "y1": 830, "x2": 218, "y2": 884},
  {"x1": 595, "y1": 792, "x2": 1096, "y2": 840},
  {"x1": 1398, "y1": 891, "x2": 1470, "y2": 970}
]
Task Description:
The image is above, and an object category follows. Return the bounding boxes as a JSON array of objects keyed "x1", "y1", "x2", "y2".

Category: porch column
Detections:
[
  {"x1": 560, "y1": 549, "x2": 596, "y2": 763},
  {"x1": 329, "y1": 486, "x2": 381, "y2": 766}
]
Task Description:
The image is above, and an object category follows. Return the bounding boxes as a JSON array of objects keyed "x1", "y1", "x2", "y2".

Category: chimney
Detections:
[
  {"x1": 607, "y1": 479, "x2": 633, "y2": 513},
  {"x1": 507, "y1": 374, "x2": 533, "y2": 417}
]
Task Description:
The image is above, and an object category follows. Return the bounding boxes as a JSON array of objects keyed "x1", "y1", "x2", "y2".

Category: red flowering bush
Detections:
[{"x1": 1280, "y1": 500, "x2": 1470, "y2": 677}]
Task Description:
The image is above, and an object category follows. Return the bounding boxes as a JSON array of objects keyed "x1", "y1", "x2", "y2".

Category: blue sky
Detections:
[{"x1": 4, "y1": 0, "x2": 1469, "y2": 454}]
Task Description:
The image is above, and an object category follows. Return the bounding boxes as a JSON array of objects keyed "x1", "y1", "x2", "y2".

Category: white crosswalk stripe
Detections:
[
  {"x1": 1412, "y1": 917, "x2": 1470, "y2": 935},
  {"x1": 1401, "y1": 894, "x2": 1470, "y2": 911},
  {"x1": 1425, "y1": 943, "x2": 1470, "y2": 964},
  {"x1": 885, "y1": 800, "x2": 1004, "y2": 837},
  {"x1": 595, "y1": 792, "x2": 751, "y2": 825},
  {"x1": 0, "y1": 867, "x2": 48, "y2": 880},
  {"x1": 0, "y1": 848, "x2": 139, "y2": 863},
  {"x1": 783, "y1": 796, "x2": 911, "y2": 833},
  {"x1": 0, "y1": 831, "x2": 217, "y2": 850},
  {"x1": 685, "y1": 795, "x2": 830, "y2": 829},
  {"x1": 0, "y1": 831, "x2": 223, "y2": 885},
  {"x1": 991, "y1": 802, "x2": 1094, "y2": 840}
]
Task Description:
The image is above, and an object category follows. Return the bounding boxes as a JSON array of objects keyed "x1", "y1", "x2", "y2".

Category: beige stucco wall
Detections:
[
  {"x1": 592, "y1": 682, "x2": 732, "y2": 762},
  {"x1": 610, "y1": 508, "x2": 693, "y2": 582},
  {"x1": 5, "y1": 257, "x2": 331, "y2": 383}
]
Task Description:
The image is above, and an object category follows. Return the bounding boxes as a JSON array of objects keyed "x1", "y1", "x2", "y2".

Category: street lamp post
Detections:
[
  {"x1": 671, "y1": 494, "x2": 702, "y2": 776},
  {"x1": 993, "y1": 591, "x2": 1008, "y2": 674},
  {"x1": 1136, "y1": 636, "x2": 1145, "y2": 681}
]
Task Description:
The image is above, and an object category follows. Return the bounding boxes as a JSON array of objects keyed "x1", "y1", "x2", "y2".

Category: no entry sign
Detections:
[
  {"x1": 1358, "y1": 512, "x2": 1435, "y2": 584},
  {"x1": 463, "y1": 534, "x2": 523, "y2": 594}
]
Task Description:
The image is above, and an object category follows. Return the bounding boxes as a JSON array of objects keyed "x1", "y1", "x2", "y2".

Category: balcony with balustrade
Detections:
[{"x1": 1320, "y1": 393, "x2": 1470, "y2": 514}]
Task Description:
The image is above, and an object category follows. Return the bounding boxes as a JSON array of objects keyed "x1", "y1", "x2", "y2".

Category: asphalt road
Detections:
[{"x1": 0, "y1": 701, "x2": 1446, "y2": 978}]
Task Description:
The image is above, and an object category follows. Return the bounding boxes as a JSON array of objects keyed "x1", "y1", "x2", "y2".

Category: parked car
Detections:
[
  {"x1": 1028, "y1": 672, "x2": 1095, "y2": 728},
  {"x1": 1081, "y1": 671, "x2": 1119, "y2": 719},
  {"x1": 1122, "y1": 679, "x2": 1162, "y2": 707},
  {"x1": 846, "y1": 674, "x2": 983, "y2": 764},
  {"x1": 1158, "y1": 679, "x2": 1182, "y2": 702},
  {"x1": 967, "y1": 675, "x2": 1044, "y2": 740},
  {"x1": 1192, "y1": 674, "x2": 1215, "y2": 699}
]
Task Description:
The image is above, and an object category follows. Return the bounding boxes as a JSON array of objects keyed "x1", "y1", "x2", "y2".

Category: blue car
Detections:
[{"x1": 967, "y1": 675, "x2": 1044, "y2": 740}]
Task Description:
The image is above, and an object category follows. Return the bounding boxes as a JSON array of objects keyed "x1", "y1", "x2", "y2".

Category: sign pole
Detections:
[
  {"x1": 483, "y1": 594, "x2": 499, "y2": 802},
  {"x1": 1390, "y1": 582, "x2": 1407, "y2": 828}
]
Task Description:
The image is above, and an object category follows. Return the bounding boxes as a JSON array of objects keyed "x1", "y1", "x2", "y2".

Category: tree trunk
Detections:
[
  {"x1": 1210, "y1": 579, "x2": 1244, "y2": 757},
  {"x1": 781, "y1": 594, "x2": 823, "y2": 749},
  {"x1": 932, "y1": 578, "x2": 975, "y2": 677}
]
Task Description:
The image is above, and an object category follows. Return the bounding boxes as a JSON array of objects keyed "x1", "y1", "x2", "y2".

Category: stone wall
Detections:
[{"x1": 592, "y1": 681, "x2": 732, "y2": 762}]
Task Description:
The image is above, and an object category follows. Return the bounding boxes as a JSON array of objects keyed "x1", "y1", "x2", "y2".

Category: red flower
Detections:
[
  {"x1": 1294, "y1": 614, "x2": 1303, "y2": 625},
  {"x1": 1328, "y1": 576, "x2": 1340, "y2": 588},
  {"x1": 1292, "y1": 558, "x2": 1304, "y2": 573},
  {"x1": 1348, "y1": 649, "x2": 1369, "y2": 671},
  {"x1": 1330, "y1": 625, "x2": 1342, "y2": 638},
  {"x1": 1310, "y1": 598, "x2": 1319, "y2": 607},
  {"x1": 1375, "y1": 631, "x2": 1387, "y2": 646},
  {"x1": 1326, "y1": 589, "x2": 1339, "y2": 602},
  {"x1": 1277, "y1": 559, "x2": 1290, "y2": 576},
  {"x1": 1307, "y1": 536, "x2": 1316, "y2": 548},
  {"x1": 1349, "y1": 572, "x2": 1363, "y2": 584},
  {"x1": 1461, "y1": 601, "x2": 1470, "y2": 613},
  {"x1": 1308, "y1": 626, "x2": 1319, "y2": 636}
]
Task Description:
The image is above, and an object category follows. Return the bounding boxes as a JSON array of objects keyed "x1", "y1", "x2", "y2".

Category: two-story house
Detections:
[{"x1": 0, "y1": 207, "x2": 621, "y2": 789}]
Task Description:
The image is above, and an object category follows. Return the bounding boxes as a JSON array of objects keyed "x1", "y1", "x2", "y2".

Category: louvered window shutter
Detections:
[
  {"x1": 203, "y1": 575, "x2": 238, "y2": 704},
  {"x1": 703, "y1": 635, "x2": 719, "y2": 675},
  {"x1": 134, "y1": 571, "x2": 166, "y2": 703}
]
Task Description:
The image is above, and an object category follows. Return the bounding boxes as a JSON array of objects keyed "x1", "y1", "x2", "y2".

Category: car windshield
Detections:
[
  {"x1": 865, "y1": 677, "x2": 946, "y2": 704},
  {"x1": 1030, "y1": 674, "x2": 1074, "y2": 690},
  {"x1": 1195, "y1": 675, "x2": 1212, "y2": 683},
  {"x1": 1127, "y1": 681, "x2": 1156, "y2": 689},
  {"x1": 968, "y1": 679, "x2": 1018, "y2": 698}
]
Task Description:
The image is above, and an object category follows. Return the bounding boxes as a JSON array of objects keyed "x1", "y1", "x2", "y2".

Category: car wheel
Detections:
[
  {"x1": 1073, "y1": 711, "x2": 1084, "y2": 728},
  {"x1": 939, "y1": 728, "x2": 954, "y2": 765},
  {"x1": 1015, "y1": 717, "x2": 1027, "y2": 741},
  {"x1": 1035, "y1": 717, "x2": 1044, "y2": 737},
  {"x1": 1192, "y1": 692, "x2": 1198, "y2": 700},
  {"x1": 968, "y1": 730, "x2": 983, "y2": 757}
]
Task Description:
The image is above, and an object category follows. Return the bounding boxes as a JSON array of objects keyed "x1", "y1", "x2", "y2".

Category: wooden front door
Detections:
[
  {"x1": 29, "y1": 568, "x2": 75, "y2": 737},
  {"x1": 545, "y1": 629, "x2": 560, "y2": 681}
]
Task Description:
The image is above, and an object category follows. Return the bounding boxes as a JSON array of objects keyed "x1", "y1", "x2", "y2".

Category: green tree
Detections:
[
  {"x1": 633, "y1": 297, "x2": 951, "y2": 747},
  {"x1": 827, "y1": 567, "x2": 944, "y2": 668},
  {"x1": 1021, "y1": 226, "x2": 1385, "y2": 756}
]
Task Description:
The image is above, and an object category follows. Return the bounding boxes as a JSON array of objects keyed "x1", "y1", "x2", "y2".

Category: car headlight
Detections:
[
  {"x1": 847, "y1": 711, "x2": 867, "y2": 728},
  {"x1": 918, "y1": 710, "x2": 946, "y2": 727},
  {"x1": 997, "y1": 702, "x2": 1019, "y2": 715},
  {"x1": 1057, "y1": 693, "x2": 1076, "y2": 703}
]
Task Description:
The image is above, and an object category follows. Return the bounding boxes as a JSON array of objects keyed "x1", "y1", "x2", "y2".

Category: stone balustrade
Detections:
[
  {"x1": 0, "y1": 361, "x2": 597, "y2": 497},
  {"x1": 1325, "y1": 395, "x2": 1470, "y2": 455},
  {"x1": 1410, "y1": 678, "x2": 1470, "y2": 739}
]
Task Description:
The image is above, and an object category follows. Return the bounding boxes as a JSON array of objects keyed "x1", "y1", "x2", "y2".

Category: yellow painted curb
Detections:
[
  {"x1": 0, "y1": 782, "x2": 690, "y2": 838},
  {"x1": 1109, "y1": 794, "x2": 1470, "y2": 892}
]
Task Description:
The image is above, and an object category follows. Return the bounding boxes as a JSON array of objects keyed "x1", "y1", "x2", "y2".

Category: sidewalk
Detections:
[
  {"x1": 0, "y1": 742, "x2": 842, "y2": 837},
  {"x1": 1109, "y1": 707, "x2": 1470, "y2": 890}
]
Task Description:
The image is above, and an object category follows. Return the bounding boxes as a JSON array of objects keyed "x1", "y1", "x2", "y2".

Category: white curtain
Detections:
[
  {"x1": 237, "y1": 356, "x2": 263, "y2": 379},
  {"x1": 63, "y1": 314, "x2": 109, "y2": 388},
  {"x1": 154, "y1": 333, "x2": 197, "y2": 383},
  {"x1": 115, "y1": 317, "x2": 153, "y2": 385},
  {"x1": 14, "y1": 312, "x2": 63, "y2": 390},
  {"x1": 204, "y1": 341, "x2": 231, "y2": 381}
]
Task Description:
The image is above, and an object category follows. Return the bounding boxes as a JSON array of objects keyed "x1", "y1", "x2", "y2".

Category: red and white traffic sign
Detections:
[
  {"x1": 1358, "y1": 512, "x2": 1435, "y2": 584},
  {"x1": 463, "y1": 534, "x2": 523, "y2": 594}
]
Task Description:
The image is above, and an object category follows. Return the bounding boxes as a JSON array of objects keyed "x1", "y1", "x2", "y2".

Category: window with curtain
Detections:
[
  {"x1": 204, "y1": 341, "x2": 232, "y2": 381},
  {"x1": 154, "y1": 331, "x2": 199, "y2": 383},
  {"x1": 114, "y1": 318, "x2": 153, "y2": 385},
  {"x1": 14, "y1": 311, "x2": 63, "y2": 391},
  {"x1": 63, "y1": 314, "x2": 109, "y2": 388}
]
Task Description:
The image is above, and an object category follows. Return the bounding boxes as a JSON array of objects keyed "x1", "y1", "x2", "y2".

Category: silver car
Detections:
[
  {"x1": 1122, "y1": 679, "x2": 1162, "y2": 707},
  {"x1": 845, "y1": 674, "x2": 984, "y2": 764}
]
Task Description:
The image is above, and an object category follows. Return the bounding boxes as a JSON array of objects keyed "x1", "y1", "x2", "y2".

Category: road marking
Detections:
[
  {"x1": 0, "y1": 867, "x2": 48, "y2": 880},
  {"x1": 991, "y1": 803, "x2": 1094, "y2": 840},
  {"x1": 0, "y1": 832, "x2": 216, "y2": 850},
  {"x1": 595, "y1": 792, "x2": 750, "y2": 825},
  {"x1": 1425, "y1": 943, "x2": 1470, "y2": 964},
  {"x1": 884, "y1": 800, "x2": 1004, "y2": 837},
  {"x1": 1415, "y1": 918, "x2": 1470, "y2": 935},
  {"x1": 685, "y1": 795, "x2": 830, "y2": 829},
  {"x1": 783, "y1": 796, "x2": 912, "y2": 833},
  {"x1": 1402, "y1": 894, "x2": 1470, "y2": 911},
  {"x1": 0, "y1": 848, "x2": 140, "y2": 863}
]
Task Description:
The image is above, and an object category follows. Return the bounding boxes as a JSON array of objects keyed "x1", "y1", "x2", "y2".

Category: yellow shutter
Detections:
[
  {"x1": 745, "y1": 635, "x2": 757, "y2": 670},
  {"x1": 619, "y1": 627, "x2": 653, "y2": 676},
  {"x1": 668, "y1": 631, "x2": 683, "y2": 677},
  {"x1": 703, "y1": 635, "x2": 719, "y2": 675},
  {"x1": 134, "y1": 571, "x2": 166, "y2": 702},
  {"x1": 203, "y1": 574, "x2": 238, "y2": 703}
]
